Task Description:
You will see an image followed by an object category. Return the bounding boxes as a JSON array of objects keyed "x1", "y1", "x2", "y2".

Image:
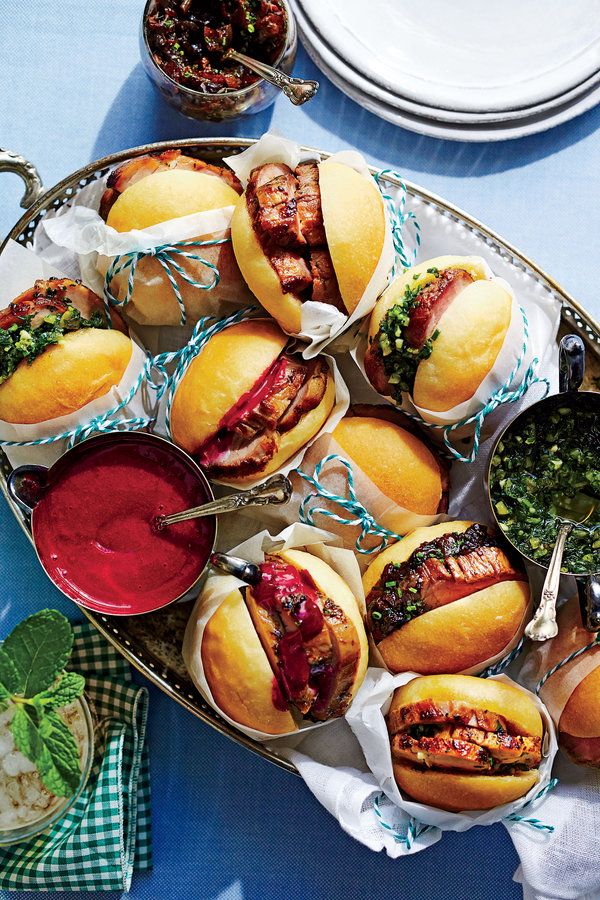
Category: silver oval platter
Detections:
[{"x1": 1, "y1": 137, "x2": 599, "y2": 776}]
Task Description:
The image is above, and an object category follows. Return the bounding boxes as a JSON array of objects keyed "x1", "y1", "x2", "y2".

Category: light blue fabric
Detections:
[{"x1": 1, "y1": 2, "x2": 599, "y2": 896}]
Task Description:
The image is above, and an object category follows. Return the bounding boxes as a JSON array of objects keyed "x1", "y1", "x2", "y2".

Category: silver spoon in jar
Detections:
[
  {"x1": 224, "y1": 48, "x2": 319, "y2": 105},
  {"x1": 153, "y1": 473, "x2": 291, "y2": 530},
  {"x1": 525, "y1": 492, "x2": 599, "y2": 641}
]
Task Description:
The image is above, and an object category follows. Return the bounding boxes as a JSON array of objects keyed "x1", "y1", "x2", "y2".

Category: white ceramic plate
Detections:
[
  {"x1": 292, "y1": 1, "x2": 600, "y2": 126},
  {"x1": 297, "y1": 0, "x2": 600, "y2": 114},
  {"x1": 295, "y1": 4, "x2": 600, "y2": 141}
]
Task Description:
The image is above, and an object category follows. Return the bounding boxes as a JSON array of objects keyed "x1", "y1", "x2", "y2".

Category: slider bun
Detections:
[
  {"x1": 171, "y1": 319, "x2": 288, "y2": 452},
  {"x1": 230, "y1": 160, "x2": 386, "y2": 334},
  {"x1": 393, "y1": 762, "x2": 539, "y2": 812},
  {"x1": 367, "y1": 255, "x2": 490, "y2": 342},
  {"x1": 201, "y1": 587, "x2": 297, "y2": 735},
  {"x1": 105, "y1": 169, "x2": 240, "y2": 231},
  {"x1": 332, "y1": 414, "x2": 444, "y2": 515},
  {"x1": 377, "y1": 580, "x2": 530, "y2": 675},
  {"x1": 413, "y1": 279, "x2": 513, "y2": 412},
  {"x1": 277, "y1": 548, "x2": 369, "y2": 696},
  {"x1": 561, "y1": 668, "x2": 600, "y2": 740},
  {"x1": 388, "y1": 674, "x2": 543, "y2": 739},
  {"x1": 0, "y1": 329, "x2": 133, "y2": 425}
]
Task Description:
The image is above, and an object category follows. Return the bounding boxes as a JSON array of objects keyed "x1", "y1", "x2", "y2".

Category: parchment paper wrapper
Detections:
[
  {"x1": 0, "y1": 241, "x2": 154, "y2": 468},
  {"x1": 182, "y1": 523, "x2": 366, "y2": 741},
  {"x1": 346, "y1": 668, "x2": 558, "y2": 832},
  {"x1": 37, "y1": 174, "x2": 251, "y2": 355},
  {"x1": 520, "y1": 595, "x2": 600, "y2": 726},
  {"x1": 168, "y1": 349, "x2": 351, "y2": 489},
  {"x1": 252, "y1": 431, "x2": 446, "y2": 556},
  {"x1": 225, "y1": 134, "x2": 395, "y2": 357}
]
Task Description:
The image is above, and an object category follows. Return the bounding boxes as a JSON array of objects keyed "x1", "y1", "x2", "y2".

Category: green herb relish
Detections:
[
  {"x1": 377, "y1": 269, "x2": 441, "y2": 400},
  {"x1": 490, "y1": 404, "x2": 600, "y2": 573},
  {"x1": 0, "y1": 307, "x2": 107, "y2": 385}
]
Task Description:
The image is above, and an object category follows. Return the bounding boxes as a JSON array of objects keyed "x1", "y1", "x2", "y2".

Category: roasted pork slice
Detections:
[
  {"x1": 0, "y1": 279, "x2": 105, "y2": 330},
  {"x1": 198, "y1": 430, "x2": 280, "y2": 480},
  {"x1": 277, "y1": 358, "x2": 329, "y2": 433},
  {"x1": 451, "y1": 727, "x2": 542, "y2": 767},
  {"x1": 295, "y1": 162, "x2": 326, "y2": 246},
  {"x1": 99, "y1": 149, "x2": 242, "y2": 220},
  {"x1": 231, "y1": 356, "x2": 308, "y2": 438},
  {"x1": 311, "y1": 599, "x2": 361, "y2": 721},
  {"x1": 248, "y1": 163, "x2": 306, "y2": 248},
  {"x1": 268, "y1": 248, "x2": 312, "y2": 294},
  {"x1": 392, "y1": 732, "x2": 494, "y2": 772},
  {"x1": 404, "y1": 268, "x2": 474, "y2": 348},
  {"x1": 414, "y1": 544, "x2": 524, "y2": 609},
  {"x1": 388, "y1": 700, "x2": 508, "y2": 737},
  {"x1": 309, "y1": 249, "x2": 344, "y2": 310}
]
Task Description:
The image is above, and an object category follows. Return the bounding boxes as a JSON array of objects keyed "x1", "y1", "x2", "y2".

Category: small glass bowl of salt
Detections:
[{"x1": 0, "y1": 697, "x2": 94, "y2": 845}]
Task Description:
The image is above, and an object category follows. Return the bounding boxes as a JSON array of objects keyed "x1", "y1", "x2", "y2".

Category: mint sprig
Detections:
[{"x1": 0, "y1": 610, "x2": 85, "y2": 798}]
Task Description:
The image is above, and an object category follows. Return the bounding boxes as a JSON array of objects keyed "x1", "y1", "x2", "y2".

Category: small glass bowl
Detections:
[
  {"x1": 0, "y1": 696, "x2": 95, "y2": 847},
  {"x1": 140, "y1": 0, "x2": 298, "y2": 121}
]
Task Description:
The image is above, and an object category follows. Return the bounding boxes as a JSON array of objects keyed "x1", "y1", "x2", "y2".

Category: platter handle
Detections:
[{"x1": 0, "y1": 149, "x2": 44, "y2": 209}]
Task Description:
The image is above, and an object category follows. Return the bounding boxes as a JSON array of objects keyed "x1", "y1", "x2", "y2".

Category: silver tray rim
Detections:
[{"x1": 1, "y1": 136, "x2": 599, "y2": 777}]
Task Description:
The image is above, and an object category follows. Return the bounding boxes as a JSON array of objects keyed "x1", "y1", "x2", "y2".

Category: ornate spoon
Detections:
[{"x1": 224, "y1": 49, "x2": 319, "y2": 105}]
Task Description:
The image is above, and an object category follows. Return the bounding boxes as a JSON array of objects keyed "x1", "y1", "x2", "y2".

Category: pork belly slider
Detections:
[
  {"x1": 0, "y1": 279, "x2": 132, "y2": 424},
  {"x1": 98, "y1": 150, "x2": 246, "y2": 326},
  {"x1": 363, "y1": 521, "x2": 531, "y2": 674},
  {"x1": 364, "y1": 255, "x2": 514, "y2": 411},
  {"x1": 170, "y1": 319, "x2": 336, "y2": 485},
  {"x1": 198, "y1": 550, "x2": 369, "y2": 734},
  {"x1": 231, "y1": 158, "x2": 389, "y2": 334},
  {"x1": 388, "y1": 674, "x2": 543, "y2": 811}
]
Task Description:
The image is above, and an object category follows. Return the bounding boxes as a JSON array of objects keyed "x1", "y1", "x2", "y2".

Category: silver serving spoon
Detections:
[
  {"x1": 224, "y1": 48, "x2": 319, "y2": 105},
  {"x1": 153, "y1": 473, "x2": 291, "y2": 530},
  {"x1": 526, "y1": 493, "x2": 598, "y2": 642}
]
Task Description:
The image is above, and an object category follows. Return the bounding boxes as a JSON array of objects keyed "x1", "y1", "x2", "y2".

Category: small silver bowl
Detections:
[{"x1": 140, "y1": 0, "x2": 298, "y2": 121}]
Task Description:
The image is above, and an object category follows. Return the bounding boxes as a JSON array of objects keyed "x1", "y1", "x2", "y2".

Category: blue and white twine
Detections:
[
  {"x1": 374, "y1": 777, "x2": 558, "y2": 846},
  {"x1": 479, "y1": 636, "x2": 526, "y2": 678},
  {"x1": 536, "y1": 633, "x2": 600, "y2": 696},
  {"x1": 374, "y1": 170, "x2": 421, "y2": 276},
  {"x1": 401, "y1": 306, "x2": 550, "y2": 463},
  {"x1": 296, "y1": 454, "x2": 402, "y2": 554},
  {"x1": 103, "y1": 238, "x2": 229, "y2": 326}
]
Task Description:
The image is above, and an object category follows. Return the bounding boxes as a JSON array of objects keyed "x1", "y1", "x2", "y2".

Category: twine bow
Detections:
[
  {"x1": 373, "y1": 170, "x2": 421, "y2": 276},
  {"x1": 296, "y1": 454, "x2": 402, "y2": 555},
  {"x1": 103, "y1": 238, "x2": 229, "y2": 326}
]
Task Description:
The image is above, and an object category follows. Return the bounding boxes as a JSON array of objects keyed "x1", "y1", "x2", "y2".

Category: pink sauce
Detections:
[
  {"x1": 197, "y1": 356, "x2": 287, "y2": 466},
  {"x1": 32, "y1": 437, "x2": 215, "y2": 615},
  {"x1": 254, "y1": 558, "x2": 324, "y2": 699}
]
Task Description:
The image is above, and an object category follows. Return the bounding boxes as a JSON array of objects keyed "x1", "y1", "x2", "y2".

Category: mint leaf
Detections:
[
  {"x1": 3, "y1": 610, "x2": 73, "y2": 697},
  {"x1": 34, "y1": 672, "x2": 85, "y2": 711},
  {"x1": 0, "y1": 647, "x2": 21, "y2": 694},
  {"x1": 11, "y1": 706, "x2": 81, "y2": 798}
]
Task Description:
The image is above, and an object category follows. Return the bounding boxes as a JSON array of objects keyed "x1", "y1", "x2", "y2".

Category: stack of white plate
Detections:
[{"x1": 291, "y1": 0, "x2": 600, "y2": 141}]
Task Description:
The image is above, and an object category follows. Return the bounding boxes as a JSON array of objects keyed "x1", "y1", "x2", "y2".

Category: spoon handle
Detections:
[
  {"x1": 525, "y1": 522, "x2": 573, "y2": 641},
  {"x1": 156, "y1": 473, "x2": 292, "y2": 528},
  {"x1": 225, "y1": 49, "x2": 319, "y2": 105}
]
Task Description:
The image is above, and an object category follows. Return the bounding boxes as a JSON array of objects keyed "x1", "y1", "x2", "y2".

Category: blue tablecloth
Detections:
[{"x1": 0, "y1": 3, "x2": 599, "y2": 898}]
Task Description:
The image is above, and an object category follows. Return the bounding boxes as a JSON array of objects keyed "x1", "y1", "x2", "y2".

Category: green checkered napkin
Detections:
[{"x1": 0, "y1": 621, "x2": 152, "y2": 892}]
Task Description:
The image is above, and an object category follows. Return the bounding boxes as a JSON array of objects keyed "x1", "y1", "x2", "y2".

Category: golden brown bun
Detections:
[
  {"x1": 332, "y1": 414, "x2": 443, "y2": 515},
  {"x1": 102, "y1": 168, "x2": 245, "y2": 327},
  {"x1": 539, "y1": 597, "x2": 600, "y2": 741},
  {"x1": 226, "y1": 370, "x2": 335, "y2": 488},
  {"x1": 201, "y1": 588, "x2": 297, "y2": 735},
  {"x1": 230, "y1": 160, "x2": 386, "y2": 334},
  {"x1": 278, "y1": 548, "x2": 369, "y2": 698},
  {"x1": 106, "y1": 169, "x2": 240, "y2": 231},
  {"x1": 388, "y1": 674, "x2": 543, "y2": 739},
  {"x1": 377, "y1": 581, "x2": 530, "y2": 675},
  {"x1": 0, "y1": 329, "x2": 133, "y2": 425},
  {"x1": 413, "y1": 279, "x2": 512, "y2": 411},
  {"x1": 171, "y1": 319, "x2": 288, "y2": 452},
  {"x1": 318, "y1": 160, "x2": 386, "y2": 315},
  {"x1": 367, "y1": 255, "x2": 490, "y2": 343},
  {"x1": 393, "y1": 762, "x2": 539, "y2": 812}
]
